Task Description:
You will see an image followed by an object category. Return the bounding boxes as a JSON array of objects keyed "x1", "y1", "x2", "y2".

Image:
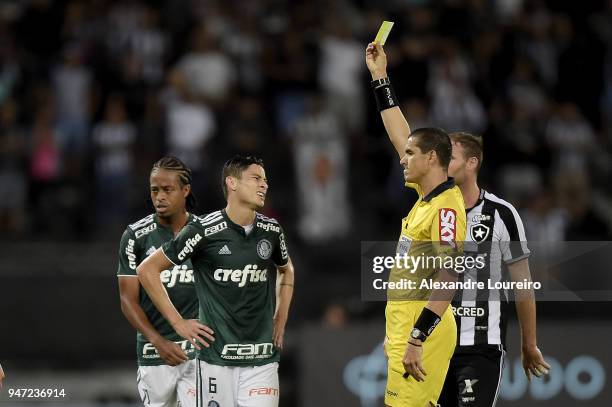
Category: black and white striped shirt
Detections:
[{"x1": 452, "y1": 189, "x2": 530, "y2": 348}]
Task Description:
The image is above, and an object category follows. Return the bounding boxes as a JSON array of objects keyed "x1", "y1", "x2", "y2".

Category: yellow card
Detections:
[{"x1": 374, "y1": 21, "x2": 394, "y2": 45}]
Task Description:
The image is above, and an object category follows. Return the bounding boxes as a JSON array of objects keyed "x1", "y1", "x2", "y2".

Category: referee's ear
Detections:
[{"x1": 428, "y1": 150, "x2": 438, "y2": 167}]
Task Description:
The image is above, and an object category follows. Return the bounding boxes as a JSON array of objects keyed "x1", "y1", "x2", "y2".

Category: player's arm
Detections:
[
  {"x1": 272, "y1": 228, "x2": 294, "y2": 349},
  {"x1": 0, "y1": 362, "x2": 5, "y2": 389},
  {"x1": 500, "y1": 204, "x2": 550, "y2": 380},
  {"x1": 508, "y1": 258, "x2": 550, "y2": 380},
  {"x1": 116, "y1": 229, "x2": 189, "y2": 365},
  {"x1": 365, "y1": 42, "x2": 410, "y2": 158},
  {"x1": 118, "y1": 277, "x2": 188, "y2": 365},
  {"x1": 137, "y1": 246, "x2": 214, "y2": 350},
  {"x1": 273, "y1": 258, "x2": 294, "y2": 349}
]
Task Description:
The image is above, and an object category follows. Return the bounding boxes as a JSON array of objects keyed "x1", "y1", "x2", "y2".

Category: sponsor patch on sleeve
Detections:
[{"x1": 439, "y1": 208, "x2": 457, "y2": 248}]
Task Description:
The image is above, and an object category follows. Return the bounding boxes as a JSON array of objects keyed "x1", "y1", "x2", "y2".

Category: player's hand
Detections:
[
  {"x1": 402, "y1": 341, "x2": 427, "y2": 382},
  {"x1": 273, "y1": 315, "x2": 287, "y2": 349},
  {"x1": 365, "y1": 42, "x2": 388, "y2": 80},
  {"x1": 151, "y1": 338, "x2": 189, "y2": 366},
  {"x1": 172, "y1": 318, "x2": 215, "y2": 351},
  {"x1": 522, "y1": 345, "x2": 550, "y2": 381}
]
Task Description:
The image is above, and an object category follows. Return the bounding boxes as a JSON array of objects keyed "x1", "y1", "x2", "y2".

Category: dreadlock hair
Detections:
[
  {"x1": 221, "y1": 155, "x2": 265, "y2": 199},
  {"x1": 150, "y1": 156, "x2": 197, "y2": 211}
]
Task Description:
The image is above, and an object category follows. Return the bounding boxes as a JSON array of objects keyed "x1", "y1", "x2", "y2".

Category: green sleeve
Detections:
[
  {"x1": 162, "y1": 222, "x2": 205, "y2": 265},
  {"x1": 117, "y1": 228, "x2": 139, "y2": 276},
  {"x1": 272, "y1": 225, "x2": 290, "y2": 267}
]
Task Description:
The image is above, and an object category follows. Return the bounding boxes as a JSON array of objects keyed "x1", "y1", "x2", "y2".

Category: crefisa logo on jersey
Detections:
[
  {"x1": 178, "y1": 233, "x2": 202, "y2": 260},
  {"x1": 257, "y1": 239, "x2": 273, "y2": 260},
  {"x1": 257, "y1": 221, "x2": 280, "y2": 233},
  {"x1": 160, "y1": 264, "x2": 194, "y2": 287},
  {"x1": 126, "y1": 239, "x2": 137, "y2": 269}
]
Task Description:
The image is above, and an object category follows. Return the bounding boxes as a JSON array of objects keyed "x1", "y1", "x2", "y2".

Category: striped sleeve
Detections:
[{"x1": 491, "y1": 198, "x2": 530, "y2": 264}]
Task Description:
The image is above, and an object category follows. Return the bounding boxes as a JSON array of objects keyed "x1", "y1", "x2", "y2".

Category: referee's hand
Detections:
[
  {"x1": 522, "y1": 345, "x2": 551, "y2": 381},
  {"x1": 402, "y1": 341, "x2": 427, "y2": 382}
]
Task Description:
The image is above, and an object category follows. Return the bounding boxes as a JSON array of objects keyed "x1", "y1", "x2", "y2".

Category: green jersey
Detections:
[
  {"x1": 162, "y1": 209, "x2": 290, "y2": 367},
  {"x1": 117, "y1": 213, "x2": 199, "y2": 366}
]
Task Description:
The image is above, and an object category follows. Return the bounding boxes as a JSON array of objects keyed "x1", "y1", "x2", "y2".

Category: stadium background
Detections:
[{"x1": 0, "y1": 0, "x2": 611, "y2": 405}]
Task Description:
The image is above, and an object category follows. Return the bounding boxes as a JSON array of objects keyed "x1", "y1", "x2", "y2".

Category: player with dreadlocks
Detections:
[
  {"x1": 117, "y1": 156, "x2": 214, "y2": 407},
  {"x1": 138, "y1": 155, "x2": 294, "y2": 407}
]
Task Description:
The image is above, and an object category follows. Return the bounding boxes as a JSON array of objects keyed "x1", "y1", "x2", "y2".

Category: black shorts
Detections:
[{"x1": 438, "y1": 345, "x2": 505, "y2": 407}]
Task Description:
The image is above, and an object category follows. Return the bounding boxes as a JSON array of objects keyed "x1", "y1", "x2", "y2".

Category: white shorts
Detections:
[
  {"x1": 137, "y1": 359, "x2": 196, "y2": 407},
  {"x1": 196, "y1": 360, "x2": 279, "y2": 407}
]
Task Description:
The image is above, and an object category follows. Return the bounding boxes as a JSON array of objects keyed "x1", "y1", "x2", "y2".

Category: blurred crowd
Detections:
[{"x1": 1, "y1": 0, "x2": 612, "y2": 245}]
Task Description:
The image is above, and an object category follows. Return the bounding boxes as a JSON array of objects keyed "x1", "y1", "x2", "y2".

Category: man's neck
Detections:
[
  {"x1": 460, "y1": 179, "x2": 480, "y2": 209},
  {"x1": 158, "y1": 211, "x2": 189, "y2": 235},
  {"x1": 419, "y1": 169, "x2": 448, "y2": 198},
  {"x1": 225, "y1": 200, "x2": 256, "y2": 226}
]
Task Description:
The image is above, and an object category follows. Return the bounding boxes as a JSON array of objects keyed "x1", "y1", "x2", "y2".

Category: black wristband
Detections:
[
  {"x1": 414, "y1": 308, "x2": 442, "y2": 338},
  {"x1": 371, "y1": 77, "x2": 399, "y2": 112}
]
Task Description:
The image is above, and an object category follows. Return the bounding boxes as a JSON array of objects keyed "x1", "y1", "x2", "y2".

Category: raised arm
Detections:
[{"x1": 365, "y1": 42, "x2": 411, "y2": 158}]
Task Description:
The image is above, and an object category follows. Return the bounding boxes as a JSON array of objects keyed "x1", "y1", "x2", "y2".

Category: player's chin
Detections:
[
  {"x1": 254, "y1": 196, "x2": 265, "y2": 207},
  {"x1": 156, "y1": 207, "x2": 171, "y2": 217}
]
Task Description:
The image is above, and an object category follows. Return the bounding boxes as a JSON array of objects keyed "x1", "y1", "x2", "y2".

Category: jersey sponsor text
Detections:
[
  {"x1": 204, "y1": 221, "x2": 227, "y2": 236},
  {"x1": 160, "y1": 265, "x2": 194, "y2": 287},
  {"x1": 178, "y1": 234, "x2": 202, "y2": 260},
  {"x1": 135, "y1": 223, "x2": 157, "y2": 238},
  {"x1": 439, "y1": 208, "x2": 457, "y2": 246},
  {"x1": 126, "y1": 239, "x2": 137, "y2": 269},
  {"x1": 221, "y1": 343, "x2": 274, "y2": 360},
  {"x1": 213, "y1": 265, "x2": 267, "y2": 287},
  {"x1": 257, "y1": 222, "x2": 280, "y2": 233},
  {"x1": 142, "y1": 339, "x2": 193, "y2": 359}
]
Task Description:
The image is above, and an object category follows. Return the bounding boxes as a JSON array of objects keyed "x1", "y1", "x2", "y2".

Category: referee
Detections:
[{"x1": 438, "y1": 132, "x2": 551, "y2": 407}]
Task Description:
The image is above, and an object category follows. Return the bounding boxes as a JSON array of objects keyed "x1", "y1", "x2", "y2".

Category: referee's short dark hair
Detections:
[
  {"x1": 450, "y1": 132, "x2": 484, "y2": 171},
  {"x1": 222, "y1": 155, "x2": 265, "y2": 199},
  {"x1": 409, "y1": 127, "x2": 452, "y2": 170}
]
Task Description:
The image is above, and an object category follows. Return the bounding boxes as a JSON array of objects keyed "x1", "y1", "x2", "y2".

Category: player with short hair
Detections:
[
  {"x1": 137, "y1": 155, "x2": 294, "y2": 407},
  {"x1": 117, "y1": 156, "x2": 210, "y2": 407},
  {"x1": 366, "y1": 42, "x2": 467, "y2": 406},
  {"x1": 438, "y1": 132, "x2": 550, "y2": 407}
]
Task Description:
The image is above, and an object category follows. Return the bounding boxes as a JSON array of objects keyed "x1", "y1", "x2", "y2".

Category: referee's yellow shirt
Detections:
[
  {"x1": 389, "y1": 177, "x2": 467, "y2": 300},
  {"x1": 384, "y1": 177, "x2": 467, "y2": 407}
]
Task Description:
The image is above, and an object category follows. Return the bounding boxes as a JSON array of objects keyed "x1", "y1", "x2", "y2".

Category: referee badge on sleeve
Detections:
[
  {"x1": 397, "y1": 235, "x2": 412, "y2": 255},
  {"x1": 470, "y1": 223, "x2": 490, "y2": 244}
]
